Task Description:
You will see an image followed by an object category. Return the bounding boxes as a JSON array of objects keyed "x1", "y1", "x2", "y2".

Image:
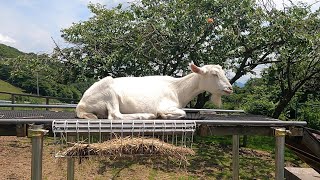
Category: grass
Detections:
[
  {"x1": 49, "y1": 135, "x2": 306, "y2": 179},
  {"x1": 0, "y1": 79, "x2": 24, "y2": 100},
  {"x1": 189, "y1": 135, "x2": 306, "y2": 179},
  {"x1": 0, "y1": 79, "x2": 73, "y2": 111}
]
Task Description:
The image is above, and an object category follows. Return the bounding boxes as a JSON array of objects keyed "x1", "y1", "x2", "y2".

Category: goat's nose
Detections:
[{"x1": 228, "y1": 86, "x2": 233, "y2": 91}]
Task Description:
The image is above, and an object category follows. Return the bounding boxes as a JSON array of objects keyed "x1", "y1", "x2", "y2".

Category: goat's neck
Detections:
[{"x1": 175, "y1": 73, "x2": 203, "y2": 107}]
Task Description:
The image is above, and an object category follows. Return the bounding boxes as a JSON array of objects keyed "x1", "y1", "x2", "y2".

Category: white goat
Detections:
[{"x1": 76, "y1": 63, "x2": 233, "y2": 120}]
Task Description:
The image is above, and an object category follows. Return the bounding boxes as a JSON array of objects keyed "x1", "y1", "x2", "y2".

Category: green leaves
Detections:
[{"x1": 58, "y1": 0, "x2": 319, "y2": 112}]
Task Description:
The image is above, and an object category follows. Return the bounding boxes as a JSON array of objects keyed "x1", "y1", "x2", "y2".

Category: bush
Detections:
[
  {"x1": 297, "y1": 103, "x2": 320, "y2": 130},
  {"x1": 244, "y1": 99, "x2": 275, "y2": 116}
]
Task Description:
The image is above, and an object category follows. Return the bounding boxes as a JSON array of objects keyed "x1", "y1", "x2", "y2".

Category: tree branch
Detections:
[
  {"x1": 51, "y1": 37, "x2": 67, "y2": 60},
  {"x1": 286, "y1": 57, "x2": 292, "y2": 92},
  {"x1": 230, "y1": 55, "x2": 250, "y2": 84}
]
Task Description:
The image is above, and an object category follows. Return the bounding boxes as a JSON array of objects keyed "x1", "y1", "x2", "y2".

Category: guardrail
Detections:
[
  {"x1": 0, "y1": 91, "x2": 79, "y2": 110},
  {"x1": 0, "y1": 103, "x2": 77, "y2": 109}
]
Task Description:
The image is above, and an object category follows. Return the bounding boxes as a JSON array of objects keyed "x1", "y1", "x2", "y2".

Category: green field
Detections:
[
  {"x1": 0, "y1": 80, "x2": 59, "y2": 108},
  {"x1": 0, "y1": 79, "x2": 24, "y2": 100}
]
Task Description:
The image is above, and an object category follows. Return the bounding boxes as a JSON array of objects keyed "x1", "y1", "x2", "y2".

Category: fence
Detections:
[{"x1": 0, "y1": 91, "x2": 79, "y2": 110}]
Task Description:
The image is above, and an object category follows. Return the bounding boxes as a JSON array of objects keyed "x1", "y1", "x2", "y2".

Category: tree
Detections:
[
  {"x1": 2, "y1": 54, "x2": 82, "y2": 100},
  {"x1": 59, "y1": 0, "x2": 319, "y2": 111},
  {"x1": 263, "y1": 4, "x2": 320, "y2": 118},
  {"x1": 59, "y1": 0, "x2": 280, "y2": 106}
]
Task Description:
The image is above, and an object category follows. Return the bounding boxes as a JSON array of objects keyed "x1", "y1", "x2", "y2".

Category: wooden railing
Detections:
[{"x1": 0, "y1": 91, "x2": 79, "y2": 110}]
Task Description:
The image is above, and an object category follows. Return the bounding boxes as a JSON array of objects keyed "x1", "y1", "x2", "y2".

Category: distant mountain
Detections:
[
  {"x1": 0, "y1": 43, "x2": 24, "y2": 58},
  {"x1": 234, "y1": 81, "x2": 245, "y2": 88}
]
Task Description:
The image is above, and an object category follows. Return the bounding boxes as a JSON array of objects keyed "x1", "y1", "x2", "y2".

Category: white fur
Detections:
[{"x1": 76, "y1": 64, "x2": 233, "y2": 120}]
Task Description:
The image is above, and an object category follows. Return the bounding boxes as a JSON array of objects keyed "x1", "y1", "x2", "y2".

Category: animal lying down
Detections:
[{"x1": 76, "y1": 63, "x2": 233, "y2": 120}]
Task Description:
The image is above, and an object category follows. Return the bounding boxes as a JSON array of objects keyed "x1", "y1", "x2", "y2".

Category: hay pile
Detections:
[{"x1": 62, "y1": 137, "x2": 195, "y2": 162}]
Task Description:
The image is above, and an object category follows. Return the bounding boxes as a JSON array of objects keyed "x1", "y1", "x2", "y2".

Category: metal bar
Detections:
[
  {"x1": 183, "y1": 108, "x2": 245, "y2": 113},
  {"x1": 0, "y1": 91, "x2": 78, "y2": 102},
  {"x1": 67, "y1": 136, "x2": 76, "y2": 180},
  {"x1": 194, "y1": 120, "x2": 307, "y2": 126},
  {"x1": 67, "y1": 158, "x2": 75, "y2": 180},
  {"x1": 29, "y1": 125, "x2": 48, "y2": 180},
  {"x1": 301, "y1": 129, "x2": 320, "y2": 157},
  {"x1": 0, "y1": 119, "x2": 308, "y2": 126},
  {"x1": 275, "y1": 128, "x2": 286, "y2": 180},
  {"x1": 207, "y1": 126, "x2": 274, "y2": 136},
  {"x1": 0, "y1": 103, "x2": 77, "y2": 109},
  {"x1": 232, "y1": 135, "x2": 240, "y2": 180},
  {"x1": 31, "y1": 135, "x2": 43, "y2": 180}
]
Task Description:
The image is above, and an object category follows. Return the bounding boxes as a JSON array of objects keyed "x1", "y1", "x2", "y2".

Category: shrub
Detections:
[
  {"x1": 244, "y1": 99, "x2": 275, "y2": 116},
  {"x1": 297, "y1": 103, "x2": 320, "y2": 130}
]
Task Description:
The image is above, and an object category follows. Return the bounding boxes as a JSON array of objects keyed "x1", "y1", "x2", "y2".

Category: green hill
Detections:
[
  {"x1": 0, "y1": 43, "x2": 24, "y2": 58},
  {"x1": 0, "y1": 79, "x2": 24, "y2": 100},
  {"x1": 0, "y1": 43, "x2": 25, "y2": 100}
]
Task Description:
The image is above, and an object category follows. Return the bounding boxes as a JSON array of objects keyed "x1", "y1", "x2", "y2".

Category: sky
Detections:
[
  {"x1": 0, "y1": 0, "x2": 131, "y2": 53},
  {"x1": 0, "y1": 0, "x2": 319, "y2": 83}
]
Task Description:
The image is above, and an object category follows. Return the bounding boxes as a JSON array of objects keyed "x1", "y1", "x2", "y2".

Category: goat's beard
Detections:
[{"x1": 211, "y1": 94, "x2": 222, "y2": 108}]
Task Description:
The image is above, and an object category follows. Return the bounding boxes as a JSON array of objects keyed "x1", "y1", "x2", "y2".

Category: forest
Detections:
[{"x1": 0, "y1": 0, "x2": 319, "y2": 129}]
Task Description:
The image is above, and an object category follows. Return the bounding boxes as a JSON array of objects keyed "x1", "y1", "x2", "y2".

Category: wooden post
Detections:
[
  {"x1": 45, "y1": 98, "x2": 49, "y2": 110},
  {"x1": 232, "y1": 135, "x2": 240, "y2": 180},
  {"x1": 11, "y1": 94, "x2": 15, "y2": 110}
]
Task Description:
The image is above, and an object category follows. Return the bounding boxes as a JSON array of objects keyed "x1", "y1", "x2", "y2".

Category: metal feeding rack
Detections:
[
  {"x1": 52, "y1": 119, "x2": 197, "y2": 158},
  {"x1": 0, "y1": 108, "x2": 312, "y2": 180}
]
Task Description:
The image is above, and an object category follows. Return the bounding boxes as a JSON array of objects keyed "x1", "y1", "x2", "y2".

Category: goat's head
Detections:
[{"x1": 190, "y1": 63, "x2": 233, "y2": 107}]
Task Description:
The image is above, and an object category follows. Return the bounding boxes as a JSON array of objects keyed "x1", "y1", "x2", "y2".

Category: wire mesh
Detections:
[{"x1": 52, "y1": 119, "x2": 196, "y2": 158}]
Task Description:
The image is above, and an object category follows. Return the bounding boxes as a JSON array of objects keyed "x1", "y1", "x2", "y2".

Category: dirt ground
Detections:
[
  {"x1": 0, "y1": 136, "x2": 305, "y2": 180},
  {"x1": 0, "y1": 136, "x2": 200, "y2": 180}
]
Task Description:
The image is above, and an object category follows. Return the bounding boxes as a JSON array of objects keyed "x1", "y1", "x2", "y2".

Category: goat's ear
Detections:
[{"x1": 190, "y1": 64, "x2": 204, "y2": 74}]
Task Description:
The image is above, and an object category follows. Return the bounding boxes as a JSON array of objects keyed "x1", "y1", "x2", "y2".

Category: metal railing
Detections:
[{"x1": 0, "y1": 91, "x2": 79, "y2": 110}]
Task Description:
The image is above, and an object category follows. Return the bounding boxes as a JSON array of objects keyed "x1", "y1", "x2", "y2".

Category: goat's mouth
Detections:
[{"x1": 223, "y1": 89, "x2": 233, "y2": 95}]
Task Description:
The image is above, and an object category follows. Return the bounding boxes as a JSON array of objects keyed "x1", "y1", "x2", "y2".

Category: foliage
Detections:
[
  {"x1": 220, "y1": 78, "x2": 277, "y2": 116},
  {"x1": 244, "y1": 99, "x2": 275, "y2": 116},
  {"x1": 0, "y1": 43, "x2": 24, "y2": 58},
  {"x1": 218, "y1": 86, "x2": 244, "y2": 110},
  {"x1": 262, "y1": 3, "x2": 320, "y2": 118},
  {"x1": 0, "y1": 54, "x2": 82, "y2": 101},
  {"x1": 296, "y1": 99, "x2": 320, "y2": 130},
  {"x1": 59, "y1": 0, "x2": 278, "y2": 80},
  {"x1": 1, "y1": 0, "x2": 319, "y2": 123},
  {"x1": 59, "y1": 0, "x2": 320, "y2": 113}
]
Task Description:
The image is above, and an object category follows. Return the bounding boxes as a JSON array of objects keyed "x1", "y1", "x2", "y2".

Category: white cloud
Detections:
[
  {"x1": 0, "y1": 33, "x2": 16, "y2": 44},
  {"x1": 0, "y1": 0, "x2": 134, "y2": 53},
  {"x1": 0, "y1": 0, "x2": 93, "y2": 53}
]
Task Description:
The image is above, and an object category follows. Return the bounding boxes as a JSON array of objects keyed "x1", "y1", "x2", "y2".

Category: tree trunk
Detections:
[
  {"x1": 194, "y1": 93, "x2": 210, "y2": 109},
  {"x1": 272, "y1": 93, "x2": 295, "y2": 118},
  {"x1": 230, "y1": 70, "x2": 245, "y2": 85}
]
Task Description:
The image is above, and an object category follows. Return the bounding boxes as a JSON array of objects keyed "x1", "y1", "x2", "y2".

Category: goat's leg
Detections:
[
  {"x1": 76, "y1": 104, "x2": 98, "y2": 119},
  {"x1": 108, "y1": 110, "x2": 157, "y2": 120},
  {"x1": 105, "y1": 89, "x2": 157, "y2": 120},
  {"x1": 117, "y1": 113, "x2": 157, "y2": 120},
  {"x1": 81, "y1": 113, "x2": 98, "y2": 119},
  {"x1": 158, "y1": 107, "x2": 186, "y2": 119}
]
